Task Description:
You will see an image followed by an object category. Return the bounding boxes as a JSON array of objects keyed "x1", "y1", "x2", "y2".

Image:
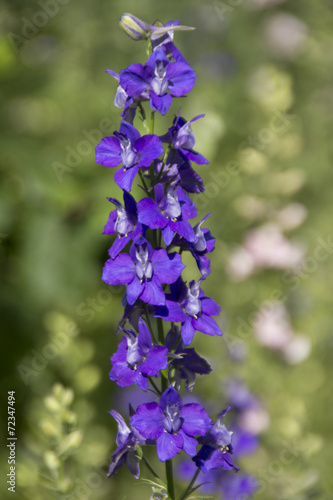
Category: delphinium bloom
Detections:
[
  {"x1": 165, "y1": 325, "x2": 212, "y2": 392},
  {"x1": 103, "y1": 191, "x2": 143, "y2": 258},
  {"x1": 161, "y1": 113, "x2": 209, "y2": 165},
  {"x1": 95, "y1": 121, "x2": 163, "y2": 191},
  {"x1": 137, "y1": 183, "x2": 197, "y2": 245},
  {"x1": 102, "y1": 236, "x2": 185, "y2": 305},
  {"x1": 110, "y1": 318, "x2": 168, "y2": 391},
  {"x1": 155, "y1": 277, "x2": 222, "y2": 345},
  {"x1": 119, "y1": 49, "x2": 197, "y2": 115},
  {"x1": 131, "y1": 386, "x2": 211, "y2": 462},
  {"x1": 173, "y1": 213, "x2": 215, "y2": 278},
  {"x1": 177, "y1": 459, "x2": 257, "y2": 500},
  {"x1": 193, "y1": 407, "x2": 239, "y2": 473},
  {"x1": 107, "y1": 410, "x2": 145, "y2": 478}
]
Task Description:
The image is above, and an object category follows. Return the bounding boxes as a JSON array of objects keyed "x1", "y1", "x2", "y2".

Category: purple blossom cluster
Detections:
[{"x1": 96, "y1": 13, "x2": 243, "y2": 500}]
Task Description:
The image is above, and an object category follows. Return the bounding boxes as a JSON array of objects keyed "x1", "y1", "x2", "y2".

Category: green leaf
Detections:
[{"x1": 140, "y1": 478, "x2": 167, "y2": 489}]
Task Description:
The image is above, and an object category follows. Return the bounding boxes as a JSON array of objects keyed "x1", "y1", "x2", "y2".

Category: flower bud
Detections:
[
  {"x1": 44, "y1": 451, "x2": 60, "y2": 471},
  {"x1": 119, "y1": 14, "x2": 151, "y2": 41}
]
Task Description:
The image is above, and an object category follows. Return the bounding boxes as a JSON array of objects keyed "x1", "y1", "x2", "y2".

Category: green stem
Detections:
[
  {"x1": 138, "y1": 102, "x2": 149, "y2": 132},
  {"x1": 148, "y1": 377, "x2": 161, "y2": 395},
  {"x1": 144, "y1": 304, "x2": 157, "y2": 343},
  {"x1": 142, "y1": 455, "x2": 160, "y2": 480},
  {"x1": 157, "y1": 318, "x2": 168, "y2": 392},
  {"x1": 149, "y1": 111, "x2": 156, "y2": 185},
  {"x1": 138, "y1": 169, "x2": 149, "y2": 193},
  {"x1": 165, "y1": 459, "x2": 175, "y2": 500},
  {"x1": 179, "y1": 468, "x2": 200, "y2": 500},
  {"x1": 155, "y1": 144, "x2": 171, "y2": 184}
]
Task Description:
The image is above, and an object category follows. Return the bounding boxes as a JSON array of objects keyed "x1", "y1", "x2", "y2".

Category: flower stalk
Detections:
[{"x1": 95, "y1": 12, "x2": 239, "y2": 500}]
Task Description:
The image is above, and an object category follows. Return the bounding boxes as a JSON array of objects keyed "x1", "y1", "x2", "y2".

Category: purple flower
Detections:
[
  {"x1": 107, "y1": 410, "x2": 145, "y2": 479},
  {"x1": 137, "y1": 183, "x2": 197, "y2": 246},
  {"x1": 155, "y1": 278, "x2": 222, "y2": 345},
  {"x1": 145, "y1": 155, "x2": 205, "y2": 194},
  {"x1": 95, "y1": 121, "x2": 163, "y2": 191},
  {"x1": 119, "y1": 49, "x2": 197, "y2": 115},
  {"x1": 225, "y1": 379, "x2": 260, "y2": 413},
  {"x1": 161, "y1": 114, "x2": 209, "y2": 164},
  {"x1": 110, "y1": 318, "x2": 168, "y2": 391},
  {"x1": 219, "y1": 473, "x2": 258, "y2": 500},
  {"x1": 106, "y1": 69, "x2": 149, "y2": 124},
  {"x1": 193, "y1": 407, "x2": 239, "y2": 473},
  {"x1": 231, "y1": 427, "x2": 259, "y2": 458},
  {"x1": 166, "y1": 325, "x2": 212, "y2": 392},
  {"x1": 150, "y1": 20, "x2": 190, "y2": 64},
  {"x1": 103, "y1": 191, "x2": 144, "y2": 259},
  {"x1": 102, "y1": 236, "x2": 185, "y2": 306},
  {"x1": 173, "y1": 214, "x2": 215, "y2": 278},
  {"x1": 131, "y1": 386, "x2": 211, "y2": 462}
]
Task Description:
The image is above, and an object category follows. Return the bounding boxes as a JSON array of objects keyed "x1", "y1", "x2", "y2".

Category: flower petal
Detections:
[
  {"x1": 114, "y1": 165, "x2": 140, "y2": 192},
  {"x1": 184, "y1": 149, "x2": 209, "y2": 165},
  {"x1": 193, "y1": 314, "x2": 222, "y2": 337},
  {"x1": 131, "y1": 402, "x2": 164, "y2": 439},
  {"x1": 140, "y1": 345, "x2": 168, "y2": 376},
  {"x1": 179, "y1": 430, "x2": 198, "y2": 456},
  {"x1": 136, "y1": 134, "x2": 164, "y2": 167},
  {"x1": 155, "y1": 299, "x2": 186, "y2": 322},
  {"x1": 201, "y1": 297, "x2": 221, "y2": 317},
  {"x1": 160, "y1": 386, "x2": 182, "y2": 411},
  {"x1": 166, "y1": 62, "x2": 197, "y2": 97},
  {"x1": 109, "y1": 409, "x2": 131, "y2": 445},
  {"x1": 108, "y1": 234, "x2": 132, "y2": 259},
  {"x1": 95, "y1": 136, "x2": 122, "y2": 167},
  {"x1": 140, "y1": 275, "x2": 165, "y2": 305},
  {"x1": 178, "y1": 188, "x2": 198, "y2": 220},
  {"x1": 137, "y1": 198, "x2": 166, "y2": 229},
  {"x1": 162, "y1": 224, "x2": 175, "y2": 246},
  {"x1": 156, "y1": 432, "x2": 183, "y2": 462},
  {"x1": 152, "y1": 250, "x2": 185, "y2": 284},
  {"x1": 119, "y1": 63, "x2": 150, "y2": 97},
  {"x1": 119, "y1": 121, "x2": 141, "y2": 143},
  {"x1": 181, "y1": 317, "x2": 196, "y2": 345},
  {"x1": 170, "y1": 220, "x2": 195, "y2": 242},
  {"x1": 180, "y1": 404, "x2": 211, "y2": 437},
  {"x1": 150, "y1": 90, "x2": 173, "y2": 115},
  {"x1": 126, "y1": 275, "x2": 143, "y2": 305},
  {"x1": 103, "y1": 210, "x2": 117, "y2": 234},
  {"x1": 102, "y1": 255, "x2": 135, "y2": 285},
  {"x1": 138, "y1": 317, "x2": 152, "y2": 351}
]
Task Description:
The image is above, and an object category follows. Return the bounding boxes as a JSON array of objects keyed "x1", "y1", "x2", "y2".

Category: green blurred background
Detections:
[{"x1": 1, "y1": 0, "x2": 333, "y2": 498}]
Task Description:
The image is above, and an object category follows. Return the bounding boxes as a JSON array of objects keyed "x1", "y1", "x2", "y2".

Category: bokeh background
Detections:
[{"x1": 1, "y1": 0, "x2": 333, "y2": 499}]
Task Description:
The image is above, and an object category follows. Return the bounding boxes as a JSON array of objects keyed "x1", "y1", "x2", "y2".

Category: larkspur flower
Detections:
[
  {"x1": 110, "y1": 318, "x2": 168, "y2": 391},
  {"x1": 106, "y1": 69, "x2": 149, "y2": 124},
  {"x1": 102, "y1": 236, "x2": 185, "y2": 306},
  {"x1": 150, "y1": 19, "x2": 190, "y2": 63},
  {"x1": 131, "y1": 386, "x2": 211, "y2": 462},
  {"x1": 145, "y1": 156, "x2": 205, "y2": 194},
  {"x1": 173, "y1": 213, "x2": 215, "y2": 277},
  {"x1": 95, "y1": 121, "x2": 163, "y2": 191},
  {"x1": 161, "y1": 113, "x2": 209, "y2": 165},
  {"x1": 165, "y1": 325, "x2": 212, "y2": 392},
  {"x1": 155, "y1": 278, "x2": 222, "y2": 345},
  {"x1": 137, "y1": 183, "x2": 197, "y2": 246},
  {"x1": 103, "y1": 191, "x2": 144, "y2": 259},
  {"x1": 107, "y1": 410, "x2": 145, "y2": 478},
  {"x1": 119, "y1": 49, "x2": 197, "y2": 115},
  {"x1": 193, "y1": 407, "x2": 239, "y2": 473}
]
